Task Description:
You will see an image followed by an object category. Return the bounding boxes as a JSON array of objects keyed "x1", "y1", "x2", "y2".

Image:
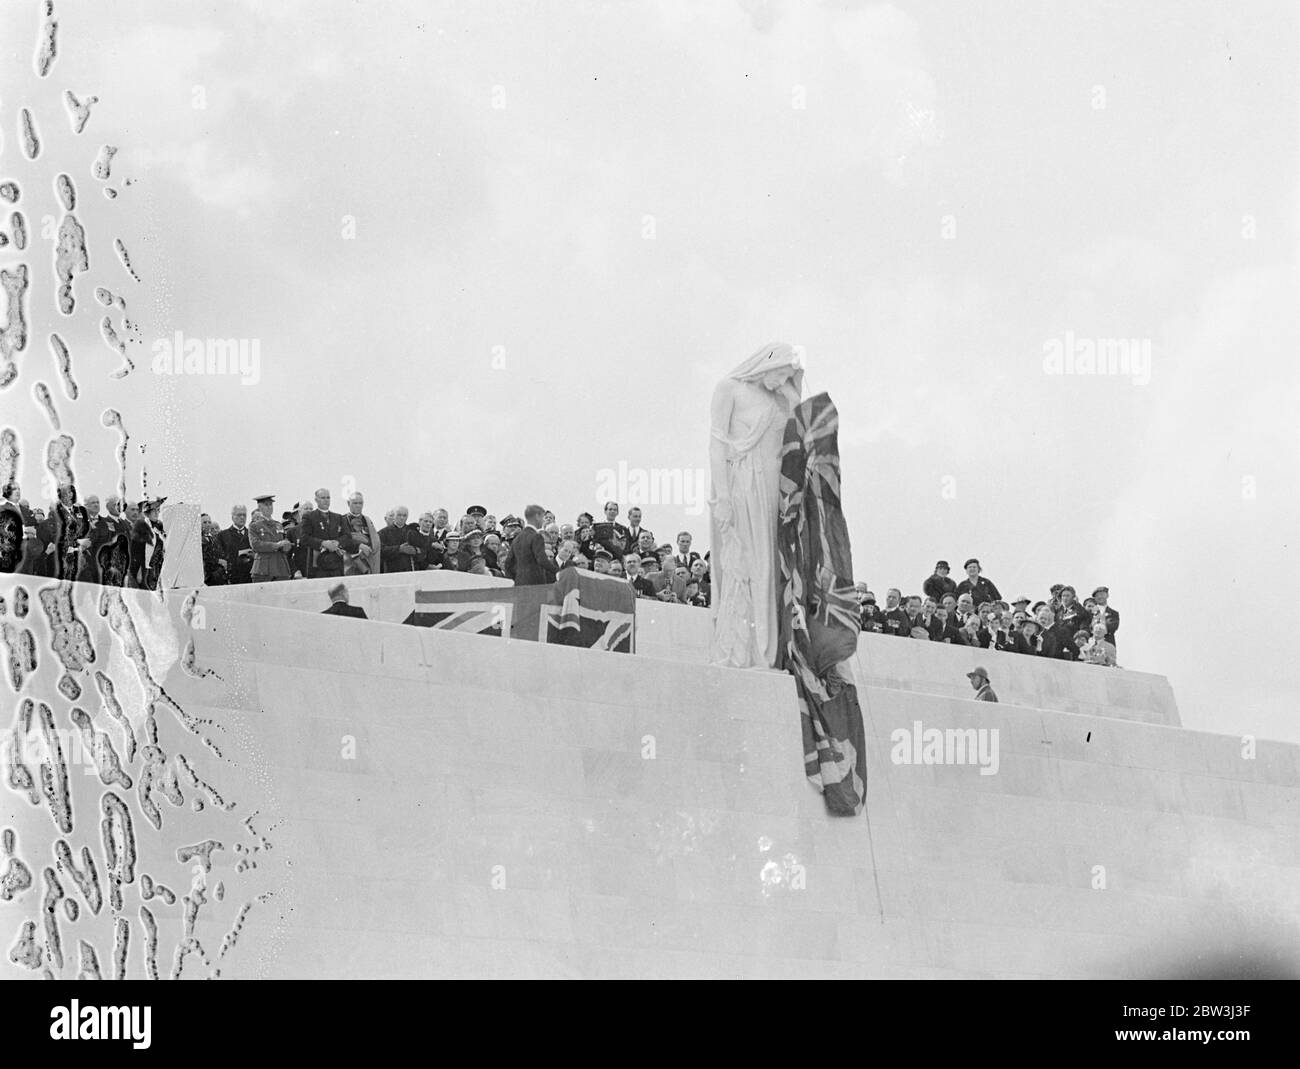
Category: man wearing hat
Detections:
[
  {"x1": 955, "y1": 558, "x2": 1001, "y2": 607},
  {"x1": 465, "y1": 505, "x2": 488, "y2": 524},
  {"x1": 923, "y1": 560, "x2": 957, "y2": 603},
  {"x1": 322, "y1": 581, "x2": 367, "y2": 619},
  {"x1": 249, "y1": 494, "x2": 293, "y2": 581},
  {"x1": 1091, "y1": 586, "x2": 1119, "y2": 649},
  {"x1": 966, "y1": 667, "x2": 998, "y2": 702}
]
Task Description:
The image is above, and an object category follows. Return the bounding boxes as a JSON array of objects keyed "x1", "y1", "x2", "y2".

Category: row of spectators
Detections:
[
  {"x1": 1, "y1": 483, "x2": 1124, "y2": 671},
  {"x1": 197, "y1": 492, "x2": 714, "y2": 607},
  {"x1": 856, "y1": 558, "x2": 1121, "y2": 667},
  {"x1": 0, "y1": 482, "x2": 166, "y2": 588}
]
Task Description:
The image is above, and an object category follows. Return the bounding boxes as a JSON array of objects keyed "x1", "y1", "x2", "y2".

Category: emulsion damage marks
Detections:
[
  {"x1": 0, "y1": 264, "x2": 30, "y2": 388},
  {"x1": 38, "y1": 581, "x2": 95, "y2": 673},
  {"x1": 3, "y1": 4, "x2": 275, "y2": 981},
  {"x1": 1, "y1": 828, "x2": 34, "y2": 901},
  {"x1": 54, "y1": 212, "x2": 87, "y2": 316},
  {"x1": 19, "y1": 108, "x2": 41, "y2": 159},
  {"x1": 48, "y1": 334, "x2": 78, "y2": 399},
  {"x1": 63, "y1": 90, "x2": 96, "y2": 134},
  {"x1": 54, "y1": 838, "x2": 102, "y2": 916},
  {"x1": 34, "y1": 0, "x2": 58, "y2": 78}
]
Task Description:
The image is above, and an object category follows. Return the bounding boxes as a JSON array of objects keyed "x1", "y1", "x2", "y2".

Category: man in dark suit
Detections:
[
  {"x1": 670, "y1": 530, "x2": 701, "y2": 571},
  {"x1": 299, "y1": 488, "x2": 355, "y2": 579},
  {"x1": 625, "y1": 507, "x2": 649, "y2": 549},
  {"x1": 217, "y1": 504, "x2": 254, "y2": 584},
  {"x1": 380, "y1": 507, "x2": 418, "y2": 572},
  {"x1": 506, "y1": 504, "x2": 558, "y2": 586},
  {"x1": 1056, "y1": 585, "x2": 1091, "y2": 639},
  {"x1": 322, "y1": 582, "x2": 367, "y2": 618},
  {"x1": 1091, "y1": 586, "x2": 1120, "y2": 649},
  {"x1": 76, "y1": 494, "x2": 117, "y2": 583},
  {"x1": 595, "y1": 501, "x2": 631, "y2": 558}
]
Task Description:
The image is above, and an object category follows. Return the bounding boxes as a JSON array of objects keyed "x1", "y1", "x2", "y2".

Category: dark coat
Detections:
[
  {"x1": 0, "y1": 501, "x2": 24, "y2": 573},
  {"x1": 507, "y1": 525, "x2": 557, "y2": 586},
  {"x1": 932, "y1": 624, "x2": 962, "y2": 644},
  {"x1": 955, "y1": 576, "x2": 1001, "y2": 607},
  {"x1": 217, "y1": 525, "x2": 254, "y2": 583},
  {"x1": 380, "y1": 524, "x2": 418, "y2": 572},
  {"x1": 299, "y1": 509, "x2": 355, "y2": 578},
  {"x1": 859, "y1": 606, "x2": 886, "y2": 635},
  {"x1": 1099, "y1": 606, "x2": 1120, "y2": 647},
  {"x1": 923, "y1": 573, "x2": 957, "y2": 602},
  {"x1": 1057, "y1": 602, "x2": 1092, "y2": 639},
  {"x1": 322, "y1": 602, "x2": 367, "y2": 619},
  {"x1": 881, "y1": 607, "x2": 909, "y2": 638}
]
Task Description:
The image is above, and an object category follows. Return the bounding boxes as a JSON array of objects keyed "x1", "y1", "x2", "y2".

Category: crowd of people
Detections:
[
  {"x1": 1, "y1": 483, "x2": 1125, "y2": 670},
  {"x1": 856, "y1": 558, "x2": 1121, "y2": 667},
  {"x1": 189, "y1": 492, "x2": 714, "y2": 606},
  {"x1": 0, "y1": 482, "x2": 167, "y2": 588}
]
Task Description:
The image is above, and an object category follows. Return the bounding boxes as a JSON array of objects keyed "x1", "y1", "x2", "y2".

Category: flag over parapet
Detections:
[
  {"x1": 777, "y1": 392, "x2": 868, "y2": 816},
  {"x1": 403, "y1": 567, "x2": 635, "y2": 652}
]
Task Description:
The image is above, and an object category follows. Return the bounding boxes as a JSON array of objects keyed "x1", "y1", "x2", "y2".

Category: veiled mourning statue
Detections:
[{"x1": 708, "y1": 343, "x2": 804, "y2": 668}]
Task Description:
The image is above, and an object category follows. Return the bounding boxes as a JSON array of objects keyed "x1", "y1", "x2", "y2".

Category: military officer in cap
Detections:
[{"x1": 249, "y1": 493, "x2": 293, "y2": 581}]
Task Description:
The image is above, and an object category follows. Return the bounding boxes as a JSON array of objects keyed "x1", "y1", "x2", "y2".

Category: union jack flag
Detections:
[
  {"x1": 404, "y1": 569, "x2": 634, "y2": 653},
  {"x1": 778, "y1": 392, "x2": 867, "y2": 816}
]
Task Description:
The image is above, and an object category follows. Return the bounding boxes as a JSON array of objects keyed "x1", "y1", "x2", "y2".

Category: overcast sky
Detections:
[{"x1": 2, "y1": 0, "x2": 1296, "y2": 743}]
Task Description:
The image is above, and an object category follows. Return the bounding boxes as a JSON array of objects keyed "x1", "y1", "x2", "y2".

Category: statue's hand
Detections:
[{"x1": 711, "y1": 499, "x2": 735, "y2": 530}]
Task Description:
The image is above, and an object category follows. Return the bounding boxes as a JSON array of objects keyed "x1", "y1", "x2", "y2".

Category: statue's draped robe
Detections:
[{"x1": 709, "y1": 384, "x2": 787, "y2": 668}]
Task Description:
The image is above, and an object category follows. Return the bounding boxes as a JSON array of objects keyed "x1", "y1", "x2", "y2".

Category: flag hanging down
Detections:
[
  {"x1": 403, "y1": 568, "x2": 635, "y2": 652},
  {"x1": 777, "y1": 392, "x2": 868, "y2": 816}
]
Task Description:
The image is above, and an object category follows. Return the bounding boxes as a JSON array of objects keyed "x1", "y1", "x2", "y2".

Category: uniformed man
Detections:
[
  {"x1": 966, "y1": 667, "x2": 998, "y2": 702},
  {"x1": 249, "y1": 493, "x2": 293, "y2": 581},
  {"x1": 881, "y1": 588, "x2": 908, "y2": 638}
]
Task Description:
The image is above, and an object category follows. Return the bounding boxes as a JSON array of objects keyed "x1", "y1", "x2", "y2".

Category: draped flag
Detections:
[
  {"x1": 403, "y1": 567, "x2": 635, "y2": 652},
  {"x1": 777, "y1": 392, "x2": 868, "y2": 816}
]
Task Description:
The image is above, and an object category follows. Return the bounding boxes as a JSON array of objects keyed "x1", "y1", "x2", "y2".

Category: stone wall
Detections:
[{"x1": 2, "y1": 575, "x2": 1294, "y2": 978}]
